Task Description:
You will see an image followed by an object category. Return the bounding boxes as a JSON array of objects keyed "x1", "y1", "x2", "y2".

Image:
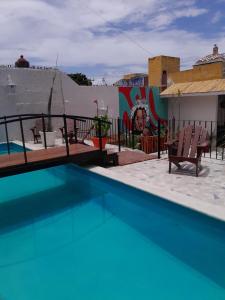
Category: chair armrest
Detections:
[
  {"x1": 197, "y1": 141, "x2": 209, "y2": 151},
  {"x1": 165, "y1": 140, "x2": 178, "y2": 156},
  {"x1": 197, "y1": 141, "x2": 209, "y2": 148},
  {"x1": 165, "y1": 141, "x2": 174, "y2": 146},
  {"x1": 165, "y1": 139, "x2": 178, "y2": 146},
  {"x1": 197, "y1": 141, "x2": 210, "y2": 155}
]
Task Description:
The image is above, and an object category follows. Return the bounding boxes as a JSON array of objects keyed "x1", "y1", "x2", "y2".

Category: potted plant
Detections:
[
  {"x1": 92, "y1": 114, "x2": 110, "y2": 149},
  {"x1": 39, "y1": 71, "x2": 57, "y2": 147}
]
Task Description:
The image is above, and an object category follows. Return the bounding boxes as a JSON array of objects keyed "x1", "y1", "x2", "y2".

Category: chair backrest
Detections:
[
  {"x1": 66, "y1": 119, "x2": 74, "y2": 132},
  {"x1": 177, "y1": 125, "x2": 208, "y2": 158}
]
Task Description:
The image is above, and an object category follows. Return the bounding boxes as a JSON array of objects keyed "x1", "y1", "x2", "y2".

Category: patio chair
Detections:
[
  {"x1": 30, "y1": 119, "x2": 42, "y2": 143},
  {"x1": 59, "y1": 119, "x2": 79, "y2": 143},
  {"x1": 166, "y1": 125, "x2": 209, "y2": 176}
]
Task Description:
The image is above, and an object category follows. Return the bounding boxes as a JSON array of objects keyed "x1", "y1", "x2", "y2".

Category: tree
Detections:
[{"x1": 68, "y1": 73, "x2": 92, "y2": 86}]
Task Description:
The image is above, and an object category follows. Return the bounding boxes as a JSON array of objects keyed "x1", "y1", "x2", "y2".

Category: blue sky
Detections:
[{"x1": 0, "y1": 0, "x2": 225, "y2": 84}]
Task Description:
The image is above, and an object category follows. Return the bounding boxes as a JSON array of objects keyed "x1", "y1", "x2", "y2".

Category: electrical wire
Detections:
[{"x1": 77, "y1": 1, "x2": 152, "y2": 57}]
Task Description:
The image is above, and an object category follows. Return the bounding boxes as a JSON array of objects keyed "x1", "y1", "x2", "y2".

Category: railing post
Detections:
[
  {"x1": 125, "y1": 119, "x2": 128, "y2": 147},
  {"x1": 63, "y1": 115, "x2": 70, "y2": 157},
  {"x1": 41, "y1": 114, "x2": 47, "y2": 149},
  {"x1": 132, "y1": 117, "x2": 135, "y2": 149},
  {"x1": 19, "y1": 116, "x2": 27, "y2": 163},
  {"x1": 117, "y1": 117, "x2": 121, "y2": 152},
  {"x1": 74, "y1": 118, "x2": 78, "y2": 143},
  {"x1": 98, "y1": 119, "x2": 102, "y2": 151},
  {"x1": 172, "y1": 116, "x2": 175, "y2": 139},
  {"x1": 4, "y1": 116, "x2": 10, "y2": 155},
  {"x1": 210, "y1": 121, "x2": 212, "y2": 159},
  {"x1": 158, "y1": 118, "x2": 161, "y2": 159}
]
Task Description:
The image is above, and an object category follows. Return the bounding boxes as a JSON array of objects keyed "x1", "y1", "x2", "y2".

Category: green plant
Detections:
[
  {"x1": 68, "y1": 73, "x2": 92, "y2": 86},
  {"x1": 93, "y1": 115, "x2": 110, "y2": 137}
]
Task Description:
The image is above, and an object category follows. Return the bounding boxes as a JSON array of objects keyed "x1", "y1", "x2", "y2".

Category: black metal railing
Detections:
[
  {"x1": 2, "y1": 114, "x2": 222, "y2": 164},
  {"x1": 60, "y1": 116, "x2": 166, "y2": 159},
  {"x1": 0, "y1": 114, "x2": 111, "y2": 164}
]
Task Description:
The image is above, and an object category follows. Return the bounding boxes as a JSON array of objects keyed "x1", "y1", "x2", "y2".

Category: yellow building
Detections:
[{"x1": 148, "y1": 45, "x2": 225, "y2": 90}]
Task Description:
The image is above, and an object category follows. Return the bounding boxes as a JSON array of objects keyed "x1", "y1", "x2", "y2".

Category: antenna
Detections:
[
  {"x1": 102, "y1": 77, "x2": 108, "y2": 86},
  {"x1": 55, "y1": 53, "x2": 59, "y2": 68}
]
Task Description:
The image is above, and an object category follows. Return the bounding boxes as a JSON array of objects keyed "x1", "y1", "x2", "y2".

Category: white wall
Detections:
[
  {"x1": 167, "y1": 95, "x2": 218, "y2": 138},
  {"x1": 65, "y1": 86, "x2": 119, "y2": 118},
  {"x1": 0, "y1": 68, "x2": 119, "y2": 142}
]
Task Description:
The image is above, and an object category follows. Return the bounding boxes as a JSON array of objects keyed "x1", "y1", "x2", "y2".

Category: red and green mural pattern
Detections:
[{"x1": 119, "y1": 87, "x2": 168, "y2": 133}]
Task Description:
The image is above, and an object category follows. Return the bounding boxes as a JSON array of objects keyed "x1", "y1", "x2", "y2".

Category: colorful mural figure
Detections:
[
  {"x1": 132, "y1": 104, "x2": 148, "y2": 133},
  {"x1": 119, "y1": 87, "x2": 168, "y2": 133}
]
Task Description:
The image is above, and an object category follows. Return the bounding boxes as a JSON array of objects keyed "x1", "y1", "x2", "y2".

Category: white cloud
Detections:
[
  {"x1": 147, "y1": 6, "x2": 207, "y2": 29},
  {"x1": 211, "y1": 11, "x2": 223, "y2": 24},
  {"x1": 0, "y1": 0, "x2": 222, "y2": 83}
]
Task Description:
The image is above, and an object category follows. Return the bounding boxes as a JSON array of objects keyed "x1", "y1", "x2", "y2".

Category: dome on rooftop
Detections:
[
  {"x1": 194, "y1": 44, "x2": 225, "y2": 66},
  {"x1": 15, "y1": 55, "x2": 30, "y2": 68}
]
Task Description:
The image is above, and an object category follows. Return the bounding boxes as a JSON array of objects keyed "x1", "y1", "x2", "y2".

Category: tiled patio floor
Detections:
[{"x1": 89, "y1": 155, "x2": 225, "y2": 221}]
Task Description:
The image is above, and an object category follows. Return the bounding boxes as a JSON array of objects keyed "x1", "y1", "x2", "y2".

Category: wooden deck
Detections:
[{"x1": 0, "y1": 144, "x2": 105, "y2": 178}]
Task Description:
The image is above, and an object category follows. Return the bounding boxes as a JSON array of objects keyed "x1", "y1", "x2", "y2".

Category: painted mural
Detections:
[{"x1": 119, "y1": 87, "x2": 168, "y2": 134}]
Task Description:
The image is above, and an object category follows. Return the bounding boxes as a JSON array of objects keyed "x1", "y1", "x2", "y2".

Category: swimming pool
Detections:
[
  {"x1": 0, "y1": 142, "x2": 28, "y2": 155},
  {"x1": 0, "y1": 164, "x2": 225, "y2": 299}
]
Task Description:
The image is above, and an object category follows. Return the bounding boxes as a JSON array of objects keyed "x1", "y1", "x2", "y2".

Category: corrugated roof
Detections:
[
  {"x1": 160, "y1": 79, "x2": 225, "y2": 97},
  {"x1": 194, "y1": 53, "x2": 225, "y2": 66}
]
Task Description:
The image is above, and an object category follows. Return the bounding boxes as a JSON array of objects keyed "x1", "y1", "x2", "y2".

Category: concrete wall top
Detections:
[{"x1": 169, "y1": 62, "x2": 224, "y2": 84}]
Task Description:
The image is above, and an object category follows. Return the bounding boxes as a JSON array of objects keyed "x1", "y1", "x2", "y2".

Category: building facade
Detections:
[
  {"x1": 148, "y1": 45, "x2": 225, "y2": 91},
  {"x1": 114, "y1": 73, "x2": 148, "y2": 87}
]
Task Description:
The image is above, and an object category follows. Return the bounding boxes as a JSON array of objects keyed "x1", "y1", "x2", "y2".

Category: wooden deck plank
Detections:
[{"x1": 0, "y1": 144, "x2": 102, "y2": 176}]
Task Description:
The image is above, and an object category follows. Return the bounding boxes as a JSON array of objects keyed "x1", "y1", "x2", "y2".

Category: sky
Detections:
[{"x1": 1, "y1": 0, "x2": 225, "y2": 84}]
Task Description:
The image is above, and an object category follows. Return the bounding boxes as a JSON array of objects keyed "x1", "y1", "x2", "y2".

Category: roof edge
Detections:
[{"x1": 161, "y1": 91, "x2": 225, "y2": 98}]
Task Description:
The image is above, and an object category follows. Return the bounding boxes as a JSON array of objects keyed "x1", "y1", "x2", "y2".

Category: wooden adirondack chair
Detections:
[{"x1": 166, "y1": 125, "x2": 209, "y2": 176}]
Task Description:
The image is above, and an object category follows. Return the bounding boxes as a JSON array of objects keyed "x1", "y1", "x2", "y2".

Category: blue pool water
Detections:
[
  {"x1": 0, "y1": 143, "x2": 28, "y2": 155},
  {"x1": 0, "y1": 165, "x2": 225, "y2": 299}
]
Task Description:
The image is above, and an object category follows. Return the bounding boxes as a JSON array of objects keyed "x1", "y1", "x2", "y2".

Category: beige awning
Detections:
[{"x1": 160, "y1": 79, "x2": 225, "y2": 98}]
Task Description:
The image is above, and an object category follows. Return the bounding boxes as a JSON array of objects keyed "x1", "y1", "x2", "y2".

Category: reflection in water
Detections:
[
  {"x1": 0, "y1": 194, "x2": 112, "y2": 268},
  {"x1": 0, "y1": 165, "x2": 111, "y2": 267}
]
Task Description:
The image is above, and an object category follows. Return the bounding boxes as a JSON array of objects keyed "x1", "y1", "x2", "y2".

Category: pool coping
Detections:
[
  {"x1": 12, "y1": 140, "x2": 35, "y2": 151},
  {"x1": 88, "y1": 165, "x2": 225, "y2": 222}
]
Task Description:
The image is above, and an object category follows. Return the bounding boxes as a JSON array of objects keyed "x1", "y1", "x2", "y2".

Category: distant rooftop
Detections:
[
  {"x1": 0, "y1": 64, "x2": 58, "y2": 71},
  {"x1": 194, "y1": 44, "x2": 225, "y2": 66},
  {"x1": 15, "y1": 55, "x2": 30, "y2": 68},
  {"x1": 0, "y1": 55, "x2": 58, "y2": 71}
]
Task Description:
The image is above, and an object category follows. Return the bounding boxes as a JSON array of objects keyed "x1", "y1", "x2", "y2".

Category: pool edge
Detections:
[{"x1": 87, "y1": 165, "x2": 225, "y2": 223}]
